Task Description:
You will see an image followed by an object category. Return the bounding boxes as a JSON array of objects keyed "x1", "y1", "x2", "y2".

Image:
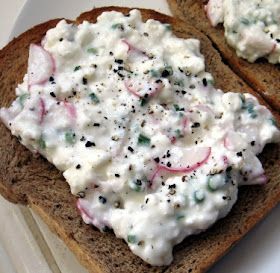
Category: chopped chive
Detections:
[
  {"x1": 138, "y1": 134, "x2": 150, "y2": 146},
  {"x1": 176, "y1": 214, "x2": 184, "y2": 221},
  {"x1": 175, "y1": 129, "x2": 184, "y2": 138},
  {"x1": 65, "y1": 131, "x2": 76, "y2": 144},
  {"x1": 111, "y1": 23, "x2": 124, "y2": 30},
  {"x1": 89, "y1": 92, "x2": 100, "y2": 104},
  {"x1": 127, "y1": 235, "x2": 137, "y2": 244},
  {"x1": 87, "y1": 48, "x2": 98, "y2": 54},
  {"x1": 240, "y1": 18, "x2": 250, "y2": 25},
  {"x1": 19, "y1": 93, "x2": 29, "y2": 108},
  {"x1": 174, "y1": 79, "x2": 184, "y2": 87},
  {"x1": 174, "y1": 104, "x2": 180, "y2": 111},
  {"x1": 165, "y1": 24, "x2": 172, "y2": 31},
  {"x1": 74, "y1": 65, "x2": 81, "y2": 71},
  {"x1": 194, "y1": 190, "x2": 205, "y2": 203},
  {"x1": 150, "y1": 69, "x2": 159, "y2": 77},
  {"x1": 269, "y1": 118, "x2": 277, "y2": 126},
  {"x1": 140, "y1": 98, "x2": 148, "y2": 106},
  {"x1": 38, "y1": 136, "x2": 46, "y2": 150}
]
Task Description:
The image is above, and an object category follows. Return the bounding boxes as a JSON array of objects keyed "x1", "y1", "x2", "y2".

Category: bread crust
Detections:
[
  {"x1": 168, "y1": 0, "x2": 280, "y2": 112},
  {"x1": 0, "y1": 6, "x2": 279, "y2": 273}
]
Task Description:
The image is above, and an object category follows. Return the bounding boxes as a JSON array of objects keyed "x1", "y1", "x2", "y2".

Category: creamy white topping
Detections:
[
  {"x1": 206, "y1": 0, "x2": 280, "y2": 63},
  {"x1": 1, "y1": 10, "x2": 279, "y2": 266}
]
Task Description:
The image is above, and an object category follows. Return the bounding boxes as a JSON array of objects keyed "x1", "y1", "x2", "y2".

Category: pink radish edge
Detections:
[
  {"x1": 28, "y1": 44, "x2": 56, "y2": 90},
  {"x1": 149, "y1": 147, "x2": 212, "y2": 186},
  {"x1": 63, "y1": 101, "x2": 77, "y2": 120},
  {"x1": 124, "y1": 80, "x2": 142, "y2": 97},
  {"x1": 122, "y1": 39, "x2": 148, "y2": 57},
  {"x1": 39, "y1": 98, "x2": 46, "y2": 124}
]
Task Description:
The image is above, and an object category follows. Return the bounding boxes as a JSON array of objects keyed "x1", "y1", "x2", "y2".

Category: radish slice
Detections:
[
  {"x1": 205, "y1": 0, "x2": 224, "y2": 27},
  {"x1": 124, "y1": 79, "x2": 163, "y2": 98},
  {"x1": 63, "y1": 101, "x2": 77, "y2": 120},
  {"x1": 28, "y1": 44, "x2": 55, "y2": 86},
  {"x1": 122, "y1": 39, "x2": 148, "y2": 58},
  {"x1": 223, "y1": 131, "x2": 247, "y2": 151},
  {"x1": 77, "y1": 199, "x2": 109, "y2": 230},
  {"x1": 159, "y1": 147, "x2": 211, "y2": 173},
  {"x1": 39, "y1": 98, "x2": 46, "y2": 124}
]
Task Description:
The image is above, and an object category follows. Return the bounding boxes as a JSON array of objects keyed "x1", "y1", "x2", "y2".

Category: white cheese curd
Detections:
[
  {"x1": 1, "y1": 9, "x2": 280, "y2": 266},
  {"x1": 205, "y1": 0, "x2": 280, "y2": 63}
]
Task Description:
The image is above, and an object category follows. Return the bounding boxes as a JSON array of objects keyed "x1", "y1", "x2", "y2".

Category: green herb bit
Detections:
[
  {"x1": 111, "y1": 23, "x2": 124, "y2": 30},
  {"x1": 175, "y1": 129, "x2": 184, "y2": 138},
  {"x1": 129, "y1": 179, "x2": 143, "y2": 192},
  {"x1": 87, "y1": 48, "x2": 98, "y2": 54},
  {"x1": 240, "y1": 18, "x2": 250, "y2": 25},
  {"x1": 19, "y1": 93, "x2": 29, "y2": 108},
  {"x1": 165, "y1": 24, "x2": 172, "y2": 31},
  {"x1": 74, "y1": 65, "x2": 81, "y2": 72},
  {"x1": 38, "y1": 136, "x2": 46, "y2": 150},
  {"x1": 174, "y1": 104, "x2": 180, "y2": 111},
  {"x1": 65, "y1": 131, "x2": 76, "y2": 144},
  {"x1": 247, "y1": 102, "x2": 257, "y2": 118},
  {"x1": 138, "y1": 134, "x2": 151, "y2": 146},
  {"x1": 140, "y1": 98, "x2": 148, "y2": 107},
  {"x1": 150, "y1": 69, "x2": 159, "y2": 77},
  {"x1": 164, "y1": 65, "x2": 173, "y2": 76},
  {"x1": 207, "y1": 176, "x2": 219, "y2": 192},
  {"x1": 174, "y1": 79, "x2": 184, "y2": 87},
  {"x1": 176, "y1": 214, "x2": 185, "y2": 221},
  {"x1": 193, "y1": 190, "x2": 205, "y2": 203},
  {"x1": 239, "y1": 94, "x2": 246, "y2": 107},
  {"x1": 89, "y1": 92, "x2": 100, "y2": 104},
  {"x1": 269, "y1": 118, "x2": 277, "y2": 126},
  {"x1": 127, "y1": 235, "x2": 137, "y2": 244}
]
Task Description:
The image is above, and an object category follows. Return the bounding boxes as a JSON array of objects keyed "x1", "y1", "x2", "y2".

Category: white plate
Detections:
[{"x1": 6, "y1": 0, "x2": 280, "y2": 272}]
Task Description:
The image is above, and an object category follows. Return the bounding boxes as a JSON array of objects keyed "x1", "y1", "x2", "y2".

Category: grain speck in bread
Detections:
[
  {"x1": 168, "y1": 0, "x2": 280, "y2": 112},
  {"x1": 0, "y1": 6, "x2": 279, "y2": 273}
]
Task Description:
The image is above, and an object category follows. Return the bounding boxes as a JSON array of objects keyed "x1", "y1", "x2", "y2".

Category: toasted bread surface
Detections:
[
  {"x1": 168, "y1": 0, "x2": 280, "y2": 112},
  {"x1": 0, "y1": 6, "x2": 279, "y2": 273}
]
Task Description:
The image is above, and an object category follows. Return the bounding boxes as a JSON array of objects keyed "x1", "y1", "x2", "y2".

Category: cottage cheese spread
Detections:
[
  {"x1": 1, "y1": 10, "x2": 279, "y2": 266},
  {"x1": 206, "y1": 0, "x2": 280, "y2": 63}
]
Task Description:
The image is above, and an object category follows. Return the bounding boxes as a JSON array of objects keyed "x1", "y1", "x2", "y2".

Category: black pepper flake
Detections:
[
  {"x1": 49, "y1": 76, "x2": 54, "y2": 82},
  {"x1": 80, "y1": 136, "x2": 86, "y2": 141},
  {"x1": 76, "y1": 164, "x2": 81, "y2": 169},
  {"x1": 161, "y1": 70, "x2": 170, "y2": 78},
  {"x1": 109, "y1": 51, "x2": 113, "y2": 56},
  {"x1": 82, "y1": 77, "x2": 88, "y2": 85},
  {"x1": 128, "y1": 146, "x2": 134, "y2": 153},
  {"x1": 115, "y1": 173, "x2": 120, "y2": 178},
  {"x1": 93, "y1": 123, "x2": 100, "y2": 127},
  {"x1": 182, "y1": 175, "x2": 187, "y2": 182},
  {"x1": 50, "y1": 92, "x2": 56, "y2": 98},
  {"x1": 59, "y1": 38, "x2": 63, "y2": 42},
  {"x1": 154, "y1": 157, "x2": 160, "y2": 163},
  {"x1": 276, "y1": 38, "x2": 280, "y2": 43},
  {"x1": 250, "y1": 141, "x2": 255, "y2": 146},
  {"x1": 98, "y1": 196, "x2": 107, "y2": 204},
  {"x1": 85, "y1": 141, "x2": 95, "y2": 147},
  {"x1": 115, "y1": 59, "x2": 123, "y2": 64},
  {"x1": 191, "y1": 122, "x2": 200, "y2": 128},
  {"x1": 145, "y1": 198, "x2": 149, "y2": 204},
  {"x1": 167, "y1": 162, "x2": 172, "y2": 167},
  {"x1": 168, "y1": 184, "x2": 176, "y2": 189},
  {"x1": 236, "y1": 152, "x2": 243, "y2": 157},
  {"x1": 202, "y1": 78, "x2": 207, "y2": 86}
]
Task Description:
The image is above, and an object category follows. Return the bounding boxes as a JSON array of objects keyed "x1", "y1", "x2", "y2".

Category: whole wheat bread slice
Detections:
[
  {"x1": 167, "y1": 0, "x2": 280, "y2": 112},
  {"x1": 0, "y1": 6, "x2": 279, "y2": 273}
]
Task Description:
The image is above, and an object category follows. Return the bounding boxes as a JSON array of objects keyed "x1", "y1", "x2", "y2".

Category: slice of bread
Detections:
[
  {"x1": 167, "y1": 0, "x2": 280, "y2": 112},
  {"x1": 0, "y1": 6, "x2": 279, "y2": 273}
]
